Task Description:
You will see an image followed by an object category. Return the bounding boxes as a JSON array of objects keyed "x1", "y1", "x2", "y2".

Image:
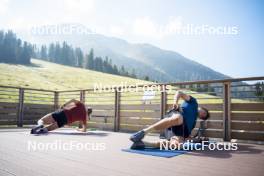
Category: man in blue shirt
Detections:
[{"x1": 130, "y1": 91, "x2": 210, "y2": 149}]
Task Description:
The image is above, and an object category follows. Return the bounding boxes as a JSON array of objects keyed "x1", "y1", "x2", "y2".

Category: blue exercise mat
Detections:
[
  {"x1": 122, "y1": 148, "x2": 187, "y2": 158},
  {"x1": 122, "y1": 142, "x2": 202, "y2": 158}
]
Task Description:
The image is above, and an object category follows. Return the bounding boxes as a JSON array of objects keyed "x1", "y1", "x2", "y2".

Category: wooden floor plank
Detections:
[{"x1": 0, "y1": 128, "x2": 263, "y2": 176}]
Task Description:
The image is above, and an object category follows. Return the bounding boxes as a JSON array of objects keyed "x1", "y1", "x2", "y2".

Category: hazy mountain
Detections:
[{"x1": 22, "y1": 29, "x2": 229, "y2": 82}]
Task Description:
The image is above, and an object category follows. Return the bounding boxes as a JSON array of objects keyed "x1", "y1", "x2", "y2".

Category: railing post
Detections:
[
  {"x1": 80, "y1": 90, "x2": 86, "y2": 103},
  {"x1": 160, "y1": 86, "x2": 167, "y2": 138},
  {"x1": 54, "y1": 91, "x2": 59, "y2": 110},
  {"x1": 160, "y1": 87, "x2": 167, "y2": 118},
  {"x1": 17, "y1": 88, "x2": 24, "y2": 127},
  {"x1": 79, "y1": 90, "x2": 86, "y2": 128},
  {"x1": 114, "y1": 88, "x2": 121, "y2": 132},
  {"x1": 223, "y1": 82, "x2": 231, "y2": 141}
]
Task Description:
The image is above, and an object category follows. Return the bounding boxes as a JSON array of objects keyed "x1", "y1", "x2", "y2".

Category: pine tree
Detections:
[
  {"x1": 0, "y1": 30, "x2": 32, "y2": 64},
  {"x1": 144, "y1": 76, "x2": 150, "y2": 81},
  {"x1": 48, "y1": 43, "x2": 55, "y2": 62},
  {"x1": 20, "y1": 42, "x2": 32, "y2": 64},
  {"x1": 54, "y1": 43, "x2": 61, "y2": 63},
  {"x1": 40, "y1": 45, "x2": 48, "y2": 60},
  {"x1": 75, "y1": 47, "x2": 84, "y2": 68},
  {"x1": 113, "y1": 65, "x2": 119, "y2": 75},
  {"x1": 131, "y1": 69, "x2": 137, "y2": 78},
  {"x1": 86, "y1": 48, "x2": 94, "y2": 69},
  {"x1": 3, "y1": 30, "x2": 17, "y2": 63}
]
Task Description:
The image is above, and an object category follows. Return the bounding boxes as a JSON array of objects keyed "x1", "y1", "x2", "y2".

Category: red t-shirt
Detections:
[{"x1": 63, "y1": 102, "x2": 87, "y2": 125}]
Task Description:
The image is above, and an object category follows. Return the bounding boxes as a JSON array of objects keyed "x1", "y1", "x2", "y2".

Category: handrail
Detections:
[
  {"x1": 57, "y1": 76, "x2": 264, "y2": 92},
  {"x1": 0, "y1": 85, "x2": 57, "y2": 93},
  {"x1": 1, "y1": 76, "x2": 263, "y2": 93}
]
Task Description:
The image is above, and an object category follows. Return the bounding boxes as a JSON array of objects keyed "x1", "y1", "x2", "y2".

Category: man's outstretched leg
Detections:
[
  {"x1": 130, "y1": 113, "x2": 183, "y2": 142},
  {"x1": 31, "y1": 113, "x2": 59, "y2": 134},
  {"x1": 131, "y1": 136, "x2": 184, "y2": 150}
]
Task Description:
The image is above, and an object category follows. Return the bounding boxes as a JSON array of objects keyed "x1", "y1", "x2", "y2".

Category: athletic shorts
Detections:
[
  {"x1": 164, "y1": 109, "x2": 189, "y2": 138},
  {"x1": 51, "y1": 110, "x2": 68, "y2": 128},
  {"x1": 172, "y1": 125, "x2": 189, "y2": 138}
]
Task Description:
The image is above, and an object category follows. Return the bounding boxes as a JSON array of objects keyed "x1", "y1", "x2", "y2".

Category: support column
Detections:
[
  {"x1": 17, "y1": 88, "x2": 24, "y2": 127},
  {"x1": 160, "y1": 86, "x2": 167, "y2": 138},
  {"x1": 114, "y1": 88, "x2": 121, "y2": 132},
  {"x1": 80, "y1": 90, "x2": 86, "y2": 103},
  {"x1": 223, "y1": 82, "x2": 231, "y2": 141},
  {"x1": 54, "y1": 91, "x2": 59, "y2": 110}
]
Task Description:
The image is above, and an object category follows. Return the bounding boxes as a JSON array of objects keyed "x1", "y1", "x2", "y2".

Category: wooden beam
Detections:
[
  {"x1": 120, "y1": 104, "x2": 160, "y2": 111},
  {"x1": 17, "y1": 88, "x2": 24, "y2": 127},
  {"x1": 223, "y1": 82, "x2": 231, "y2": 141},
  {"x1": 54, "y1": 91, "x2": 59, "y2": 111},
  {"x1": 80, "y1": 90, "x2": 86, "y2": 103},
  {"x1": 114, "y1": 89, "x2": 120, "y2": 132},
  {"x1": 160, "y1": 89, "x2": 167, "y2": 118},
  {"x1": 232, "y1": 103, "x2": 264, "y2": 111},
  {"x1": 167, "y1": 103, "x2": 223, "y2": 111},
  {"x1": 159, "y1": 88, "x2": 167, "y2": 138}
]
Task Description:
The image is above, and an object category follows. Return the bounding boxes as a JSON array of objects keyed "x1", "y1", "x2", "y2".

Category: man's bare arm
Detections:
[
  {"x1": 173, "y1": 91, "x2": 191, "y2": 109},
  {"x1": 77, "y1": 121, "x2": 87, "y2": 132}
]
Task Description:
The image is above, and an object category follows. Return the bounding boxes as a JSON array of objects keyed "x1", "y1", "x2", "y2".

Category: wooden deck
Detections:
[{"x1": 0, "y1": 128, "x2": 263, "y2": 176}]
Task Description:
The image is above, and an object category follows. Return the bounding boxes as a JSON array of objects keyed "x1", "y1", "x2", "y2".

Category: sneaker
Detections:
[
  {"x1": 130, "y1": 141, "x2": 145, "y2": 150},
  {"x1": 35, "y1": 127, "x2": 48, "y2": 134},
  {"x1": 30, "y1": 125, "x2": 44, "y2": 134},
  {"x1": 129, "y1": 130, "x2": 145, "y2": 143}
]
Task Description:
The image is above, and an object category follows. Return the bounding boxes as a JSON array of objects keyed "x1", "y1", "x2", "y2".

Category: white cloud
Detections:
[
  {"x1": 0, "y1": 0, "x2": 9, "y2": 14},
  {"x1": 59, "y1": 0, "x2": 96, "y2": 23},
  {"x1": 109, "y1": 25, "x2": 124, "y2": 36},
  {"x1": 132, "y1": 16, "x2": 184, "y2": 39},
  {"x1": 133, "y1": 17, "x2": 157, "y2": 38},
  {"x1": 64, "y1": 0, "x2": 95, "y2": 15}
]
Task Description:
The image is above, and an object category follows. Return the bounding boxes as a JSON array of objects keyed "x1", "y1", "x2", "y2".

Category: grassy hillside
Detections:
[
  {"x1": 0, "y1": 59, "x2": 248, "y2": 104},
  {"x1": 0, "y1": 59, "x2": 150, "y2": 90}
]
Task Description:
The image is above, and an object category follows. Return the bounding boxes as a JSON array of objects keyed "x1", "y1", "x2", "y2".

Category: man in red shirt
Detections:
[{"x1": 31, "y1": 99, "x2": 92, "y2": 134}]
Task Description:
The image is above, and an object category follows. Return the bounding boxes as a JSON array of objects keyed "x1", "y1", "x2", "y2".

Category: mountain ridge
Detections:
[{"x1": 20, "y1": 30, "x2": 229, "y2": 82}]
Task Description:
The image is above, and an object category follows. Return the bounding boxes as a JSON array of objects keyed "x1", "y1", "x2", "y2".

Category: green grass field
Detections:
[
  {"x1": 0, "y1": 59, "x2": 252, "y2": 104},
  {"x1": 0, "y1": 59, "x2": 150, "y2": 90}
]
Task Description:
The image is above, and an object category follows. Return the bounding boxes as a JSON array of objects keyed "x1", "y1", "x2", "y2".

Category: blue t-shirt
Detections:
[{"x1": 180, "y1": 96, "x2": 198, "y2": 136}]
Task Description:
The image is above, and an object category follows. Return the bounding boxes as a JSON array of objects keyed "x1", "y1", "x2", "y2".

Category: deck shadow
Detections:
[
  {"x1": 185, "y1": 144, "x2": 263, "y2": 159},
  {"x1": 48, "y1": 131, "x2": 109, "y2": 137}
]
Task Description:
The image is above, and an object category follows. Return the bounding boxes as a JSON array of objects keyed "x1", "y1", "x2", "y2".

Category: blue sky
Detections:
[{"x1": 0, "y1": 0, "x2": 263, "y2": 78}]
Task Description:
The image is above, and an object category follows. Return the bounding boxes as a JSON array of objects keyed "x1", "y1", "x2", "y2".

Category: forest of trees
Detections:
[
  {"x1": 0, "y1": 30, "x2": 142, "y2": 79},
  {"x1": 0, "y1": 30, "x2": 34, "y2": 64},
  {"x1": 36, "y1": 42, "x2": 138, "y2": 78}
]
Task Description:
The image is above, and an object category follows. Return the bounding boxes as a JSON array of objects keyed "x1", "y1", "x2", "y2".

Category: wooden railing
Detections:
[{"x1": 0, "y1": 76, "x2": 263, "y2": 141}]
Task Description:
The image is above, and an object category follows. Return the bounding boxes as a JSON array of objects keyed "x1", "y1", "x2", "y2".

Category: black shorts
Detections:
[
  {"x1": 172, "y1": 125, "x2": 189, "y2": 138},
  {"x1": 165, "y1": 109, "x2": 189, "y2": 138},
  {"x1": 51, "y1": 110, "x2": 68, "y2": 128}
]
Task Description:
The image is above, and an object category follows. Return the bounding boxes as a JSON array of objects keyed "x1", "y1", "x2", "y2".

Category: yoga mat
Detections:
[
  {"x1": 122, "y1": 148, "x2": 187, "y2": 158},
  {"x1": 122, "y1": 142, "x2": 202, "y2": 158}
]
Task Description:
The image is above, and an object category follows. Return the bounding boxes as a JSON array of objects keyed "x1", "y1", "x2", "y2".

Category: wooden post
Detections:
[
  {"x1": 223, "y1": 82, "x2": 231, "y2": 141},
  {"x1": 160, "y1": 86, "x2": 167, "y2": 138},
  {"x1": 17, "y1": 88, "x2": 24, "y2": 127},
  {"x1": 160, "y1": 87, "x2": 167, "y2": 119},
  {"x1": 80, "y1": 90, "x2": 86, "y2": 103},
  {"x1": 114, "y1": 88, "x2": 121, "y2": 132},
  {"x1": 54, "y1": 91, "x2": 59, "y2": 111},
  {"x1": 79, "y1": 90, "x2": 86, "y2": 128}
]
